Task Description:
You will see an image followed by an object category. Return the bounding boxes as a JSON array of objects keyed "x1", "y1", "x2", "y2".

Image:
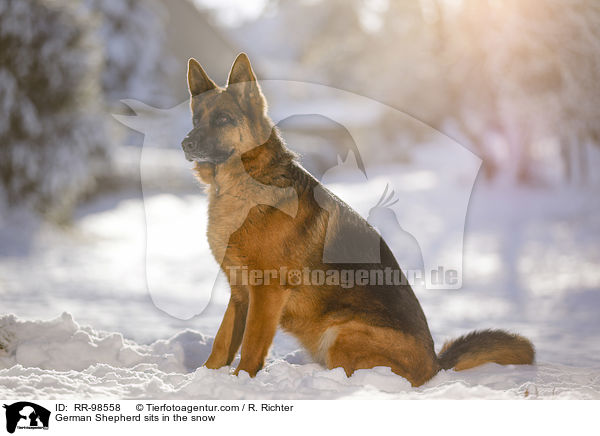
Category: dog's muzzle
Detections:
[
  {"x1": 181, "y1": 137, "x2": 198, "y2": 161},
  {"x1": 181, "y1": 136, "x2": 233, "y2": 164}
]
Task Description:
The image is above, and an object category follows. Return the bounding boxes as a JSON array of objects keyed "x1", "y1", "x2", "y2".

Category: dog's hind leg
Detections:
[
  {"x1": 324, "y1": 322, "x2": 439, "y2": 387},
  {"x1": 204, "y1": 288, "x2": 248, "y2": 369}
]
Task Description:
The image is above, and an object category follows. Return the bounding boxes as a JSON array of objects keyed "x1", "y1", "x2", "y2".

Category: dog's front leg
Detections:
[
  {"x1": 234, "y1": 285, "x2": 290, "y2": 377},
  {"x1": 205, "y1": 288, "x2": 248, "y2": 369}
]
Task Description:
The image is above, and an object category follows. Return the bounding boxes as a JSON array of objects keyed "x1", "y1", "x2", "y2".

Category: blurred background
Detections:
[
  {"x1": 1, "y1": 0, "x2": 600, "y2": 373},
  {"x1": 2, "y1": 0, "x2": 600, "y2": 221}
]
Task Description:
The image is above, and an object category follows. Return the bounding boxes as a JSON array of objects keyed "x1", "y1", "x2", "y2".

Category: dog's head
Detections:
[{"x1": 181, "y1": 53, "x2": 272, "y2": 164}]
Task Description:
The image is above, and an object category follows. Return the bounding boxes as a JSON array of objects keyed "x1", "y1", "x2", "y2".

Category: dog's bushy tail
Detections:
[{"x1": 437, "y1": 329, "x2": 534, "y2": 371}]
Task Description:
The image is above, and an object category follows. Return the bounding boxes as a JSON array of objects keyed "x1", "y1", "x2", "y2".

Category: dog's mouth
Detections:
[{"x1": 185, "y1": 149, "x2": 233, "y2": 164}]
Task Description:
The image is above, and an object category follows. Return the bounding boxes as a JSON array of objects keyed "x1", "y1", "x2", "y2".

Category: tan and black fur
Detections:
[{"x1": 181, "y1": 53, "x2": 534, "y2": 386}]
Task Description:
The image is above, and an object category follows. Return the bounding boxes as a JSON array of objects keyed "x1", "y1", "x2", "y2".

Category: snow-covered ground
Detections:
[{"x1": 1, "y1": 144, "x2": 600, "y2": 399}]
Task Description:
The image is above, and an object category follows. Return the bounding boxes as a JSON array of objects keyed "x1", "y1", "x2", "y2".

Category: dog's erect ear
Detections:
[
  {"x1": 187, "y1": 58, "x2": 217, "y2": 96},
  {"x1": 227, "y1": 53, "x2": 266, "y2": 111},
  {"x1": 228, "y1": 53, "x2": 258, "y2": 85}
]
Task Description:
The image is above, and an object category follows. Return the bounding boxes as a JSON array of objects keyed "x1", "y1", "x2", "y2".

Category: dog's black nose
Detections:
[{"x1": 181, "y1": 137, "x2": 195, "y2": 153}]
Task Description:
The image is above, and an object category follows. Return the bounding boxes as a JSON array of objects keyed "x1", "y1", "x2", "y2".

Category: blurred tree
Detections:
[
  {"x1": 438, "y1": 0, "x2": 600, "y2": 183},
  {"x1": 259, "y1": 0, "x2": 447, "y2": 144},
  {"x1": 83, "y1": 0, "x2": 171, "y2": 106},
  {"x1": 201, "y1": 0, "x2": 600, "y2": 183},
  {"x1": 365, "y1": 1, "x2": 448, "y2": 132},
  {"x1": 0, "y1": 0, "x2": 109, "y2": 222},
  {"x1": 298, "y1": 0, "x2": 371, "y2": 90},
  {"x1": 433, "y1": 0, "x2": 503, "y2": 179}
]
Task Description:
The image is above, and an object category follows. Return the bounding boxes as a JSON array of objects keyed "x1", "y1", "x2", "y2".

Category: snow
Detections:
[
  {"x1": 1, "y1": 143, "x2": 600, "y2": 399},
  {"x1": 0, "y1": 312, "x2": 208, "y2": 374},
  {"x1": 0, "y1": 313, "x2": 598, "y2": 399}
]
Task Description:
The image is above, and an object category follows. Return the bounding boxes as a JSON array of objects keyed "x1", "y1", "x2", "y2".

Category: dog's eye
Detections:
[{"x1": 213, "y1": 113, "x2": 233, "y2": 126}]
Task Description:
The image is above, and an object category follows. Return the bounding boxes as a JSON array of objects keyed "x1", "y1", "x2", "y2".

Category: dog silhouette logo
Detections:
[
  {"x1": 3, "y1": 402, "x2": 50, "y2": 433},
  {"x1": 367, "y1": 184, "x2": 424, "y2": 274},
  {"x1": 113, "y1": 80, "x2": 481, "y2": 319}
]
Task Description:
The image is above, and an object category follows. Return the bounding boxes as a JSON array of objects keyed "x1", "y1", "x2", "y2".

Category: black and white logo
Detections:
[{"x1": 2, "y1": 402, "x2": 50, "y2": 434}]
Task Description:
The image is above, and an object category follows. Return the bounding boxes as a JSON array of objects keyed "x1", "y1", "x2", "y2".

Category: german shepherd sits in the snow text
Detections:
[{"x1": 181, "y1": 53, "x2": 534, "y2": 386}]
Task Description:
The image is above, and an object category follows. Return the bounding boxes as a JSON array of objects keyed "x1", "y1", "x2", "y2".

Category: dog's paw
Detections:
[
  {"x1": 233, "y1": 363, "x2": 260, "y2": 378},
  {"x1": 204, "y1": 358, "x2": 227, "y2": 370}
]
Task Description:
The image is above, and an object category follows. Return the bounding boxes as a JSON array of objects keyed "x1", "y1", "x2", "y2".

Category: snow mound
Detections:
[
  {"x1": 0, "y1": 313, "x2": 212, "y2": 374},
  {"x1": 1, "y1": 313, "x2": 599, "y2": 399}
]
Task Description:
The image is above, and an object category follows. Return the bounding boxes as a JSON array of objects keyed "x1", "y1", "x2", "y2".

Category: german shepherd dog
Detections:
[{"x1": 181, "y1": 53, "x2": 534, "y2": 386}]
